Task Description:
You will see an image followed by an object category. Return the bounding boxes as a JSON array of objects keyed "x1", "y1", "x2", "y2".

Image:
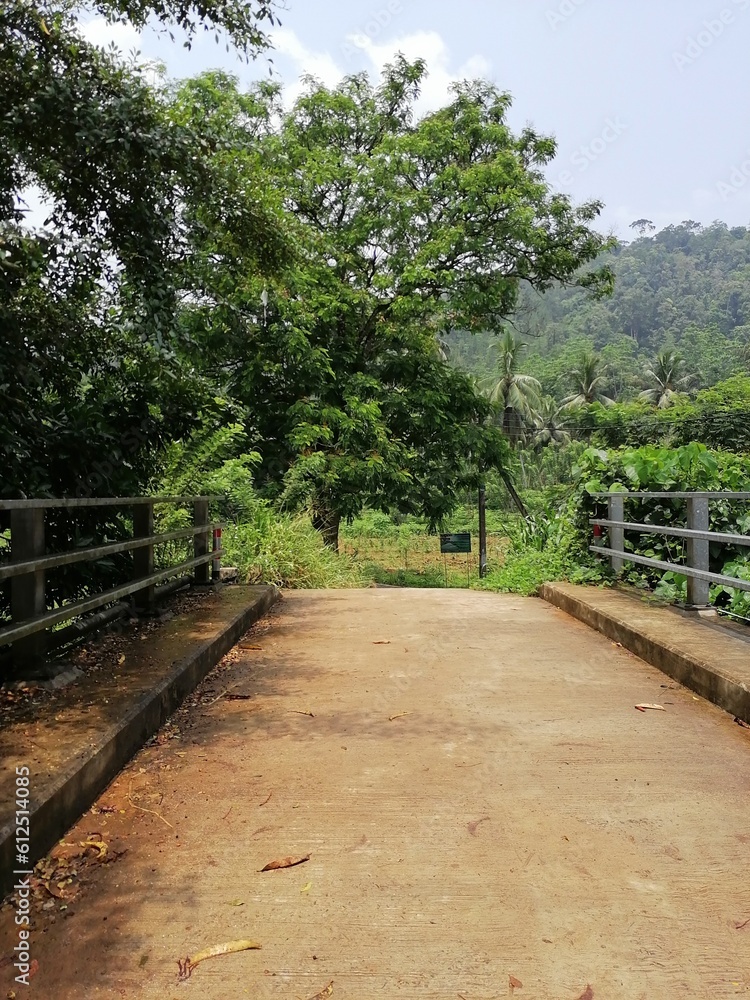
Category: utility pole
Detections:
[{"x1": 478, "y1": 483, "x2": 487, "y2": 579}]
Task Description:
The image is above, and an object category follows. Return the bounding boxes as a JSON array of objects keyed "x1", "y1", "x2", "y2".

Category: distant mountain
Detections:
[{"x1": 446, "y1": 221, "x2": 750, "y2": 401}]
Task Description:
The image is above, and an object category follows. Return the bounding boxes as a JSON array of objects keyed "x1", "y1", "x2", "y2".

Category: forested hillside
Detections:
[{"x1": 446, "y1": 221, "x2": 750, "y2": 398}]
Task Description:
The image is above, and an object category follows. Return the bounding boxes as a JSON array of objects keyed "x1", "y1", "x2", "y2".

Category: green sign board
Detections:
[{"x1": 440, "y1": 532, "x2": 472, "y2": 554}]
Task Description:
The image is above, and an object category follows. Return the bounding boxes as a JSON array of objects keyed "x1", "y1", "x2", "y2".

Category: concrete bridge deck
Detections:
[{"x1": 1, "y1": 589, "x2": 748, "y2": 998}]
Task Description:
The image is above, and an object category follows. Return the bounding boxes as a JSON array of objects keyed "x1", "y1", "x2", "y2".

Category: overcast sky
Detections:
[{"x1": 82, "y1": 0, "x2": 750, "y2": 239}]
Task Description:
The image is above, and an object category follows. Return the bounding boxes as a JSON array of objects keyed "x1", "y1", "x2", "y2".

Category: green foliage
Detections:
[
  {"x1": 562, "y1": 348, "x2": 614, "y2": 408},
  {"x1": 638, "y1": 349, "x2": 696, "y2": 408},
  {"x1": 446, "y1": 222, "x2": 750, "y2": 404},
  {"x1": 1, "y1": 3, "x2": 284, "y2": 505},
  {"x1": 223, "y1": 514, "x2": 363, "y2": 589},
  {"x1": 483, "y1": 331, "x2": 541, "y2": 444},
  {"x1": 522, "y1": 221, "x2": 750, "y2": 355},
  {"x1": 478, "y1": 499, "x2": 604, "y2": 595},
  {"x1": 171, "y1": 62, "x2": 612, "y2": 545},
  {"x1": 156, "y1": 428, "x2": 362, "y2": 588},
  {"x1": 581, "y1": 374, "x2": 750, "y2": 453},
  {"x1": 576, "y1": 443, "x2": 750, "y2": 613}
]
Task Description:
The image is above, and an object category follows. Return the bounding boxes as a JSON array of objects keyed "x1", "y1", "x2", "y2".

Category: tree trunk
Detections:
[
  {"x1": 312, "y1": 504, "x2": 341, "y2": 551},
  {"x1": 499, "y1": 470, "x2": 528, "y2": 519}
]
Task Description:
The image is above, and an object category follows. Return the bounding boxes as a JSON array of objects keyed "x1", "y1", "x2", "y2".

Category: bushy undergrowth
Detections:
[
  {"x1": 476, "y1": 499, "x2": 605, "y2": 596},
  {"x1": 223, "y1": 511, "x2": 363, "y2": 589},
  {"x1": 157, "y1": 432, "x2": 362, "y2": 589},
  {"x1": 577, "y1": 442, "x2": 750, "y2": 616}
]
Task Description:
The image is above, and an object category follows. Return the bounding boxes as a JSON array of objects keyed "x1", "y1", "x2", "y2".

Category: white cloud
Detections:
[
  {"x1": 77, "y1": 17, "x2": 166, "y2": 86},
  {"x1": 78, "y1": 16, "x2": 142, "y2": 54},
  {"x1": 269, "y1": 26, "x2": 492, "y2": 116},
  {"x1": 271, "y1": 27, "x2": 344, "y2": 106},
  {"x1": 354, "y1": 31, "x2": 491, "y2": 114}
]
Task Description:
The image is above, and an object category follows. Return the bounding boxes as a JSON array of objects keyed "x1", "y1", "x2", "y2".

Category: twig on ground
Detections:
[{"x1": 128, "y1": 779, "x2": 174, "y2": 830}]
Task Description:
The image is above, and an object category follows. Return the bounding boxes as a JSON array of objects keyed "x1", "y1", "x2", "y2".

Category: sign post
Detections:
[
  {"x1": 478, "y1": 485, "x2": 487, "y2": 579},
  {"x1": 440, "y1": 533, "x2": 472, "y2": 554},
  {"x1": 440, "y1": 533, "x2": 472, "y2": 587}
]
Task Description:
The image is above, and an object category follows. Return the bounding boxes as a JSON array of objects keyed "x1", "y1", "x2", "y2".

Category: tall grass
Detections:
[
  {"x1": 223, "y1": 510, "x2": 363, "y2": 589},
  {"x1": 156, "y1": 437, "x2": 363, "y2": 590}
]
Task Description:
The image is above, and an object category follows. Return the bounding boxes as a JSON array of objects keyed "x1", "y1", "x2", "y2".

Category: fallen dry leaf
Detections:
[
  {"x1": 635, "y1": 703, "x2": 666, "y2": 712},
  {"x1": 259, "y1": 791, "x2": 273, "y2": 807},
  {"x1": 80, "y1": 838, "x2": 108, "y2": 860},
  {"x1": 307, "y1": 982, "x2": 333, "y2": 1000},
  {"x1": 260, "y1": 854, "x2": 310, "y2": 872},
  {"x1": 735, "y1": 717, "x2": 750, "y2": 730},
  {"x1": 291, "y1": 710, "x2": 315, "y2": 717},
  {"x1": 467, "y1": 816, "x2": 490, "y2": 836},
  {"x1": 300, "y1": 882, "x2": 312, "y2": 893},
  {"x1": 509, "y1": 974, "x2": 523, "y2": 989},
  {"x1": 577, "y1": 987, "x2": 594, "y2": 1000},
  {"x1": 735, "y1": 917, "x2": 750, "y2": 929},
  {"x1": 177, "y1": 939, "x2": 261, "y2": 980},
  {"x1": 388, "y1": 712, "x2": 411, "y2": 721},
  {"x1": 372, "y1": 640, "x2": 391, "y2": 645}
]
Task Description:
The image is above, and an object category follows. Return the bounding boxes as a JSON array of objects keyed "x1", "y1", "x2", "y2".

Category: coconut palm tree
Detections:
[
  {"x1": 562, "y1": 349, "x2": 614, "y2": 408},
  {"x1": 530, "y1": 396, "x2": 571, "y2": 450},
  {"x1": 484, "y1": 330, "x2": 541, "y2": 446},
  {"x1": 639, "y1": 349, "x2": 696, "y2": 408}
]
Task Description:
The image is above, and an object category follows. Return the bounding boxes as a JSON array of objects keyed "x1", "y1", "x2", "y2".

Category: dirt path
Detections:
[{"x1": 2, "y1": 589, "x2": 749, "y2": 999}]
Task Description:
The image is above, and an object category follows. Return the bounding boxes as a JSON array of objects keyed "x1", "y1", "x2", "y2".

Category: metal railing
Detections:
[
  {"x1": 589, "y1": 491, "x2": 750, "y2": 609},
  {"x1": 0, "y1": 496, "x2": 223, "y2": 672}
]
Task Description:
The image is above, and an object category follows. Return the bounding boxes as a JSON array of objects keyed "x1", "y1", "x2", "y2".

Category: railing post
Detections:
[
  {"x1": 133, "y1": 502, "x2": 155, "y2": 613},
  {"x1": 608, "y1": 494, "x2": 624, "y2": 575},
  {"x1": 193, "y1": 500, "x2": 211, "y2": 585},
  {"x1": 10, "y1": 508, "x2": 47, "y2": 674},
  {"x1": 686, "y1": 496, "x2": 710, "y2": 609}
]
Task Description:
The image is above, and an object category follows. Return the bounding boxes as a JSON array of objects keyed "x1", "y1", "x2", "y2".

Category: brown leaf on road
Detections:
[
  {"x1": 291, "y1": 710, "x2": 316, "y2": 717},
  {"x1": 577, "y1": 987, "x2": 594, "y2": 1000},
  {"x1": 259, "y1": 791, "x2": 273, "y2": 807},
  {"x1": 389, "y1": 712, "x2": 411, "y2": 721},
  {"x1": 635, "y1": 703, "x2": 666, "y2": 712},
  {"x1": 307, "y1": 982, "x2": 334, "y2": 1000},
  {"x1": 509, "y1": 973, "x2": 523, "y2": 988},
  {"x1": 735, "y1": 917, "x2": 750, "y2": 929},
  {"x1": 177, "y1": 939, "x2": 261, "y2": 980},
  {"x1": 372, "y1": 640, "x2": 391, "y2": 645},
  {"x1": 260, "y1": 854, "x2": 310, "y2": 871}
]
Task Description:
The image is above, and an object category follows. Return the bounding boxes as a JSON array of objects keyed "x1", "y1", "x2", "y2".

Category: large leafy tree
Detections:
[
  {"x1": 0, "y1": 0, "x2": 282, "y2": 500},
  {"x1": 173, "y1": 62, "x2": 613, "y2": 546}
]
